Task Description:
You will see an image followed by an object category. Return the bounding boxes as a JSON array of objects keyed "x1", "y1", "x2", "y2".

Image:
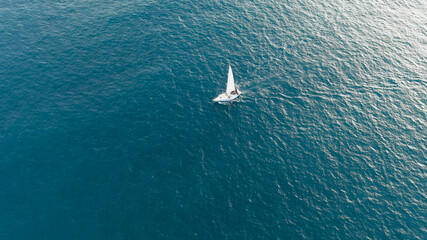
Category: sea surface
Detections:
[{"x1": 1, "y1": 0, "x2": 426, "y2": 239}]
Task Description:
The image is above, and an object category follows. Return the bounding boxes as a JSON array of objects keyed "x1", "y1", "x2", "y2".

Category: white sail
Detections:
[{"x1": 226, "y1": 65, "x2": 235, "y2": 94}]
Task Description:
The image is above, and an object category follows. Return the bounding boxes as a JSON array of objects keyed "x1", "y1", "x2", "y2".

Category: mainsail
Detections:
[{"x1": 226, "y1": 65, "x2": 235, "y2": 94}]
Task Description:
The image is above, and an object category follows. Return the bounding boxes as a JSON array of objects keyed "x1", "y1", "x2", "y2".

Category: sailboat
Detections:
[{"x1": 213, "y1": 65, "x2": 241, "y2": 102}]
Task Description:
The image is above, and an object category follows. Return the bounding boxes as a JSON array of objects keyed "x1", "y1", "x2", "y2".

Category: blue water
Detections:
[{"x1": 1, "y1": 0, "x2": 426, "y2": 239}]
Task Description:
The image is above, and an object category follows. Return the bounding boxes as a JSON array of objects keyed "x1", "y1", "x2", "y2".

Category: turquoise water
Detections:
[{"x1": 1, "y1": 0, "x2": 426, "y2": 239}]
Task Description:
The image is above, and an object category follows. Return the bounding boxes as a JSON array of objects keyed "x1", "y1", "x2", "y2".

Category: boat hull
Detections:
[{"x1": 213, "y1": 91, "x2": 241, "y2": 102}]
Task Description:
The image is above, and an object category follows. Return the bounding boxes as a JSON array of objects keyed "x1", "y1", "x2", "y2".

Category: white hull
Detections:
[{"x1": 213, "y1": 91, "x2": 241, "y2": 102}]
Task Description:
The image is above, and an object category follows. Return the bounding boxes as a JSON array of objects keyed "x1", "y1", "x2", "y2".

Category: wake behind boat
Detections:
[{"x1": 213, "y1": 65, "x2": 241, "y2": 103}]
